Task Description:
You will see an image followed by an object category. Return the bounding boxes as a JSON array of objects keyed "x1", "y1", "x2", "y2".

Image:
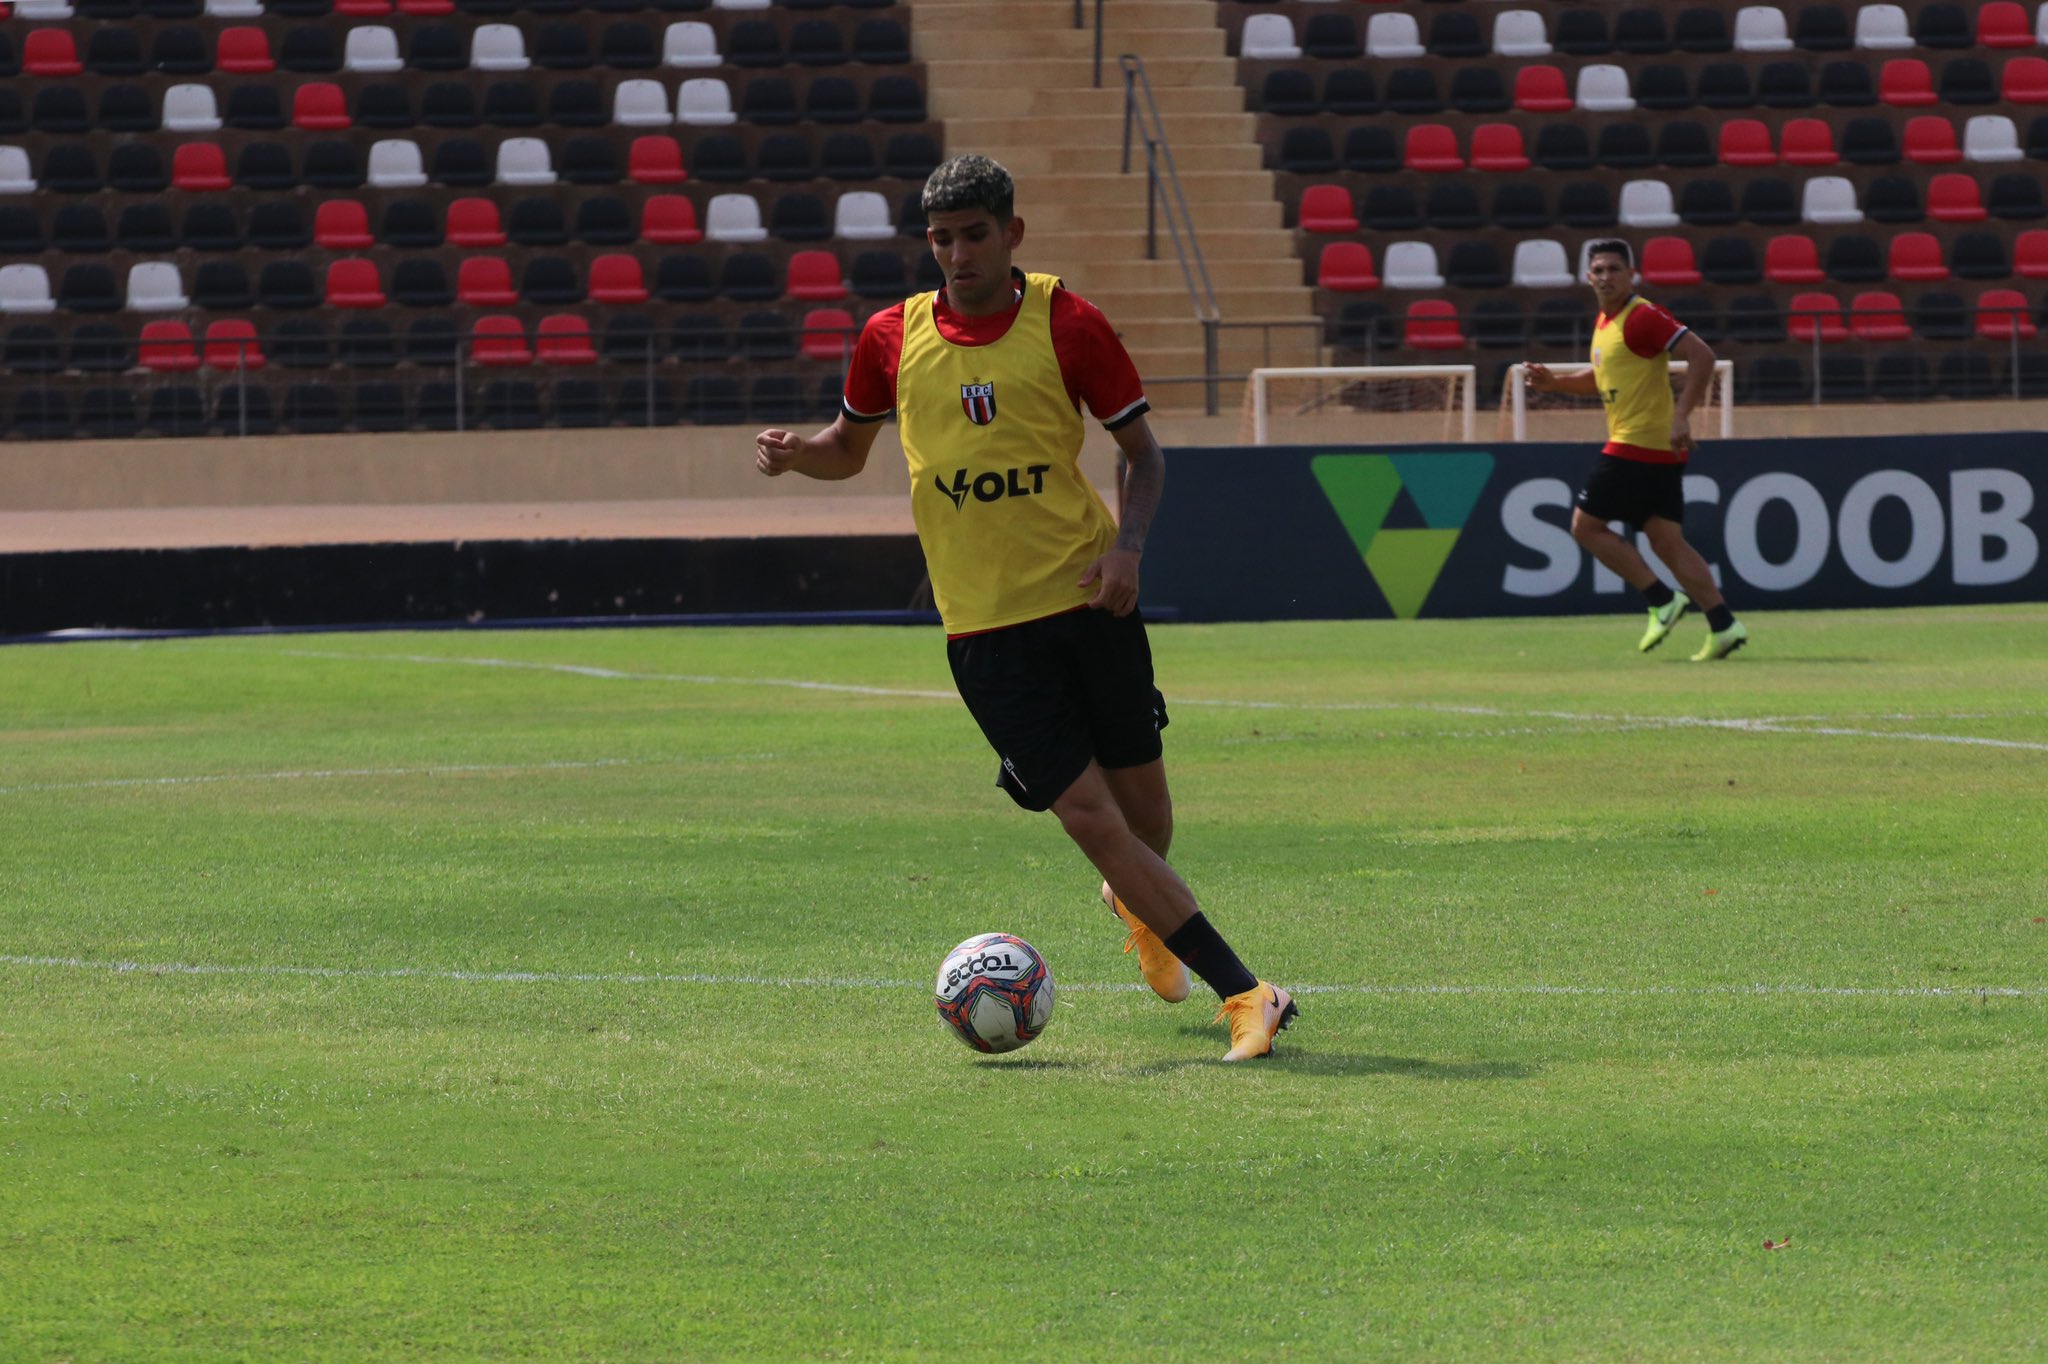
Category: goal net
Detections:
[
  {"x1": 1498, "y1": 360, "x2": 1734, "y2": 442},
  {"x1": 1241, "y1": 366, "x2": 1478, "y2": 446}
]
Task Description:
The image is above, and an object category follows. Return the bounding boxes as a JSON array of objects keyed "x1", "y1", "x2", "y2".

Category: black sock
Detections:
[
  {"x1": 1641, "y1": 582, "x2": 1675, "y2": 609},
  {"x1": 1706, "y1": 604, "x2": 1736, "y2": 632},
  {"x1": 1163, "y1": 913, "x2": 1259, "y2": 1001}
]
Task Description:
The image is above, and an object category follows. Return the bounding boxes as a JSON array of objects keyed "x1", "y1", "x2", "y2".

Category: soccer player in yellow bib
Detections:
[
  {"x1": 1527, "y1": 239, "x2": 1749, "y2": 661},
  {"x1": 753, "y1": 155, "x2": 1296, "y2": 1061}
]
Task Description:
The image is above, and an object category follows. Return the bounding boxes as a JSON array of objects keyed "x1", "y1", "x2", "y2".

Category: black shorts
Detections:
[
  {"x1": 946, "y1": 607, "x2": 1169, "y2": 812},
  {"x1": 1577, "y1": 454, "x2": 1685, "y2": 530}
]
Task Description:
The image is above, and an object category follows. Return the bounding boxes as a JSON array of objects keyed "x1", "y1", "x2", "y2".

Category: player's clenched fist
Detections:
[{"x1": 755, "y1": 428, "x2": 802, "y2": 477}]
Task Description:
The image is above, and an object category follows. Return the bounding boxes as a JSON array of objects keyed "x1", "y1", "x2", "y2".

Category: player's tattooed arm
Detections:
[{"x1": 1109, "y1": 415, "x2": 1165, "y2": 555}]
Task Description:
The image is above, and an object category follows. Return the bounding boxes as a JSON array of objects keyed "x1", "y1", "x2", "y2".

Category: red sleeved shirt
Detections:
[{"x1": 842, "y1": 270, "x2": 1149, "y2": 430}]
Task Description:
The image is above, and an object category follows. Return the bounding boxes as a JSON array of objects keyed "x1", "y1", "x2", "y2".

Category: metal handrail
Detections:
[
  {"x1": 1117, "y1": 53, "x2": 1224, "y2": 412},
  {"x1": 1074, "y1": 0, "x2": 1105, "y2": 89}
]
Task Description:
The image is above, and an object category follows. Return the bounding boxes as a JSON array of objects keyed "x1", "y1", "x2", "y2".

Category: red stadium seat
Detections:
[
  {"x1": 1928, "y1": 173, "x2": 1987, "y2": 222},
  {"x1": 396, "y1": 0, "x2": 453, "y2": 13},
  {"x1": 628, "y1": 136, "x2": 688, "y2": 185},
  {"x1": 2015, "y1": 230, "x2": 2048, "y2": 280},
  {"x1": 1787, "y1": 292, "x2": 1849, "y2": 343},
  {"x1": 457, "y1": 258, "x2": 518, "y2": 306},
  {"x1": 1317, "y1": 241, "x2": 1380, "y2": 291},
  {"x1": 1298, "y1": 184, "x2": 1358, "y2": 233},
  {"x1": 1888, "y1": 233, "x2": 1948, "y2": 281},
  {"x1": 1404, "y1": 124, "x2": 1464, "y2": 172},
  {"x1": 1639, "y1": 237, "x2": 1702, "y2": 286},
  {"x1": 1765, "y1": 235, "x2": 1825, "y2": 284},
  {"x1": 536, "y1": 314, "x2": 600, "y2": 365},
  {"x1": 1849, "y1": 291, "x2": 1912, "y2": 341},
  {"x1": 1975, "y1": 288, "x2": 2037, "y2": 339},
  {"x1": 202, "y1": 319, "x2": 266, "y2": 371},
  {"x1": 470, "y1": 315, "x2": 531, "y2": 367},
  {"x1": 800, "y1": 307, "x2": 857, "y2": 362},
  {"x1": 171, "y1": 143, "x2": 231, "y2": 191},
  {"x1": 336, "y1": 0, "x2": 391, "y2": 13},
  {"x1": 292, "y1": 83, "x2": 350, "y2": 131},
  {"x1": 314, "y1": 201, "x2": 374, "y2": 248},
  {"x1": 324, "y1": 259, "x2": 386, "y2": 309},
  {"x1": 1903, "y1": 116, "x2": 1962, "y2": 165},
  {"x1": 2003, "y1": 57, "x2": 2048, "y2": 103},
  {"x1": 1403, "y1": 300, "x2": 1466, "y2": 350},
  {"x1": 1468, "y1": 124, "x2": 1530, "y2": 172},
  {"x1": 1717, "y1": 119, "x2": 1776, "y2": 166},
  {"x1": 138, "y1": 320, "x2": 200, "y2": 373},
  {"x1": 1779, "y1": 119, "x2": 1839, "y2": 167},
  {"x1": 641, "y1": 195, "x2": 703, "y2": 245},
  {"x1": 1978, "y1": 2, "x2": 2034, "y2": 48},
  {"x1": 1879, "y1": 59, "x2": 1937, "y2": 107},
  {"x1": 24, "y1": 29, "x2": 83, "y2": 76},
  {"x1": 786, "y1": 250, "x2": 849, "y2": 301},
  {"x1": 1514, "y1": 65, "x2": 1573, "y2": 112},
  {"x1": 217, "y1": 26, "x2": 276, "y2": 74},
  {"x1": 446, "y1": 198, "x2": 507, "y2": 247},
  {"x1": 587, "y1": 253, "x2": 650, "y2": 304}
]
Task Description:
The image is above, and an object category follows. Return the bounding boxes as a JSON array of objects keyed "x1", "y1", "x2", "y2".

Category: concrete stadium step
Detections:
[
  {"x1": 916, "y1": 28, "x2": 1225, "y2": 60},
  {"x1": 990, "y1": 142, "x2": 1265, "y2": 175},
  {"x1": 913, "y1": 1, "x2": 1218, "y2": 33},
  {"x1": 928, "y1": 84, "x2": 1252, "y2": 119},
  {"x1": 940, "y1": 112, "x2": 1257, "y2": 146},
  {"x1": 926, "y1": 57, "x2": 1238, "y2": 91},
  {"x1": 1026, "y1": 249, "x2": 1307, "y2": 289},
  {"x1": 1016, "y1": 201, "x2": 1287, "y2": 236},
  {"x1": 1059, "y1": 287, "x2": 1314, "y2": 323}
]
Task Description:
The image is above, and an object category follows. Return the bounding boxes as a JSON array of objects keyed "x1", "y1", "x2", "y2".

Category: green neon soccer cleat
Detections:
[
  {"x1": 1638, "y1": 591, "x2": 1691, "y2": 653},
  {"x1": 1691, "y1": 619, "x2": 1750, "y2": 661}
]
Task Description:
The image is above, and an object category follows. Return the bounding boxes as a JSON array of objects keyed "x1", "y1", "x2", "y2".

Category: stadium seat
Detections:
[
  {"x1": 293, "y1": 83, "x2": 350, "y2": 130},
  {"x1": 367, "y1": 139, "x2": 428, "y2": 189},
  {"x1": 1402, "y1": 300, "x2": 1466, "y2": 350},
  {"x1": 125, "y1": 261, "x2": 189, "y2": 311},
  {"x1": 587, "y1": 254, "x2": 649, "y2": 304},
  {"x1": 496, "y1": 139, "x2": 556, "y2": 186},
  {"x1": 643, "y1": 195, "x2": 702, "y2": 244},
  {"x1": 1765, "y1": 64, "x2": 1815, "y2": 109},
  {"x1": 138, "y1": 320, "x2": 201, "y2": 372},
  {"x1": 1510, "y1": 238, "x2": 1573, "y2": 287},
  {"x1": 1975, "y1": 2, "x2": 2033, "y2": 47},
  {"x1": 1632, "y1": 65, "x2": 1691, "y2": 111},
  {"x1": 1786, "y1": 291, "x2": 1849, "y2": 343},
  {"x1": 1652, "y1": 122, "x2": 1712, "y2": 167},
  {"x1": 627, "y1": 137, "x2": 687, "y2": 185},
  {"x1": 1718, "y1": 119, "x2": 1776, "y2": 166},
  {"x1": 1823, "y1": 234, "x2": 1884, "y2": 284},
  {"x1": 1733, "y1": 5, "x2": 1793, "y2": 51},
  {"x1": 1493, "y1": 10, "x2": 1551, "y2": 58},
  {"x1": 1619, "y1": 180, "x2": 1679, "y2": 227},
  {"x1": 1889, "y1": 233, "x2": 1949, "y2": 282},
  {"x1": 1952, "y1": 232, "x2": 2011, "y2": 280},
  {"x1": 786, "y1": 250, "x2": 847, "y2": 301},
  {"x1": 438, "y1": 198, "x2": 500, "y2": 248},
  {"x1": 615, "y1": 79, "x2": 671, "y2": 127},
  {"x1": 1304, "y1": 12, "x2": 1363, "y2": 60},
  {"x1": 1904, "y1": 117, "x2": 1963, "y2": 167},
  {"x1": 678, "y1": 79, "x2": 737, "y2": 125},
  {"x1": 1553, "y1": 8, "x2": 1611, "y2": 56},
  {"x1": 1929, "y1": 174, "x2": 1988, "y2": 222},
  {"x1": 472, "y1": 23, "x2": 529, "y2": 71},
  {"x1": 315, "y1": 200, "x2": 373, "y2": 248},
  {"x1": 1323, "y1": 69, "x2": 1378, "y2": 117},
  {"x1": 164, "y1": 84, "x2": 224, "y2": 133},
  {"x1": 1989, "y1": 174, "x2": 2047, "y2": 219},
  {"x1": 1697, "y1": 62, "x2": 1756, "y2": 109},
  {"x1": 665, "y1": 20, "x2": 719, "y2": 67},
  {"x1": 1850, "y1": 290, "x2": 1912, "y2": 341},
  {"x1": 1297, "y1": 185, "x2": 1358, "y2": 234},
  {"x1": 1965, "y1": 116, "x2": 2024, "y2": 164},
  {"x1": 1640, "y1": 237, "x2": 1702, "y2": 285},
  {"x1": 1515, "y1": 66, "x2": 1574, "y2": 113},
  {"x1": 1364, "y1": 12, "x2": 1421, "y2": 59},
  {"x1": 1801, "y1": 177, "x2": 1864, "y2": 224},
  {"x1": 1880, "y1": 60, "x2": 1937, "y2": 107},
  {"x1": 326, "y1": 259, "x2": 386, "y2": 307},
  {"x1": 832, "y1": 191, "x2": 895, "y2": 241},
  {"x1": 2005, "y1": 57, "x2": 2048, "y2": 103},
  {"x1": 1405, "y1": 125, "x2": 1463, "y2": 172},
  {"x1": 458, "y1": 257, "x2": 518, "y2": 305},
  {"x1": 1766, "y1": 235, "x2": 1826, "y2": 284},
  {"x1": 706, "y1": 194, "x2": 769, "y2": 242},
  {"x1": 98, "y1": 84, "x2": 159, "y2": 132},
  {"x1": 1912, "y1": 291, "x2": 1972, "y2": 341},
  {"x1": 1781, "y1": 119, "x2": 1838, "y2": 166},
  {"x1": 1701, "y1": 236, "x2": 1761, "y2": 285},
  {"x1": 1381, "y1": 241, "x2": 1445, "y2": 290},
  {"x1": 1941, "y1": 58, "x2": 1998, "y2": 106},
  {"x1": 2015, "y1": 231, "x2": 2048, "y2": 278},
  {"x1": 24, "y1": 29, "x2": 84, "y2": 75},
  {"x1": 1364, "y1": 187, "x2": 1421, "y2": 234},
  {"x1": 344, "y1": 26, "x2": 403, "y2": 72},
  {"x1": 535, "y1": 314, "x2": 599, "y2": 365},
  {"x1": 1240, "y1": 14, "x2": 1301, "y2": 60},
  {"x1": 1855, "y1": 4, "x2": 1913, "y2": 49},
  {"x1": 203, "y1": 319, "x2": 265, "y2": 371},
  {"x1": 1469, "y1": 124, "x2": 1530, "y2": 172},
  {"x1": 1558, "y1": 181, "x2": 1617, "y2": 229},
  {"x1": 1317, "y1": 242, "x2": 1380, "y2": 291},
  {"x1": 471, "y1": 315, "x2": 532, "y2": 366},
  {"x1": 1577, "y1": 65, "x2": 1633, "y2": 112},
  {"x1": 172, "y1": 143, "x2": 233, "y2": 191},
  {"x1": 217, "y1": 25, "x2": 276, "y2": 72}
]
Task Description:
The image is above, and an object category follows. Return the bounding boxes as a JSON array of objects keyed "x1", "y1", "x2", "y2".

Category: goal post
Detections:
[
  {"x1": 1242, "y1": 365, "x2": 1478, "y2": 446},
  {"x1": 1500, "y1": 360, "x2": 1734, "y2": 442}
]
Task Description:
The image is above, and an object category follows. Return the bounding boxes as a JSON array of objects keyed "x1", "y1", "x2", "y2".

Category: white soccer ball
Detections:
[{"x1": 934, "y1": 932, "x2": 1055, "y2": 1054}]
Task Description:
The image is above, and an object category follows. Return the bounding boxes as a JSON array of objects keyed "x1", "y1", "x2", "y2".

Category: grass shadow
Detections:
[{"x1": 1129, "y1": 1048, "x2": 1536, "y2": 1080}]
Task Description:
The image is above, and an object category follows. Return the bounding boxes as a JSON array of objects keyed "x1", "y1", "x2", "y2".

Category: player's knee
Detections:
[
  {"x1": 1124, "y1": 798, "x2": 1172, "y2": 855},
  {"x1": 1054, "y1": 797, "x2": 1126, "y2": 861},
  {"x1": 1569, "y1": 512, "x2": 1606, "y2": 546}
]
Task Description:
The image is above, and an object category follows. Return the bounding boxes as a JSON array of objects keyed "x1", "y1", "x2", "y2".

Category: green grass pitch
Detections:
[{"x1": 2, "y1": 606, "x2": 2044, "y2": 1360}]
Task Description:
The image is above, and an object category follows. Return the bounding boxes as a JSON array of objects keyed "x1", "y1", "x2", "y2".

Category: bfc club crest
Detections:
[{"x1": 961, "y1": 381, "x2": 997, "y2": 426}]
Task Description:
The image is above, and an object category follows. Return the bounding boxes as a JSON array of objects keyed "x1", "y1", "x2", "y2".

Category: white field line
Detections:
[
  {"x1": 275, "y1": 649, "x2": 2048, "y2": 754},
  {"x1": 1, "y1": 954, "x2": 2041, "y2": 1000},
  {"x1": 0, "y1": 758, "x2": 655, "y2": 797}
]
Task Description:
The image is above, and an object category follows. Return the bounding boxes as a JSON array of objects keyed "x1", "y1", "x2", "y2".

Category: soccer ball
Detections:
[{"x1": 934, "y1": 933, "x2": 1055, "y2": 1054}]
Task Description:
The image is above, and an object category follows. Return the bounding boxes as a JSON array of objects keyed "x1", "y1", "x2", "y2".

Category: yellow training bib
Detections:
[
  {"x1": 1591, "y1": 297, "x2": 1676, "y2": 455},
  {"x1": 897, "y1": 272, "x2": 1118, "y2": 634}
]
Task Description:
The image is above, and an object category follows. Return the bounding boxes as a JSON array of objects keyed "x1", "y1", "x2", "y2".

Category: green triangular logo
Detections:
[{"x1": 1310, "y1": 453, "x2": 1495, "y2": 618}]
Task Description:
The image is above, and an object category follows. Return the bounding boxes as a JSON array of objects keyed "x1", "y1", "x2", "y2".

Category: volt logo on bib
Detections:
[{"x1": 934, "y1": 464, "x2": 1053, "y2": 510}]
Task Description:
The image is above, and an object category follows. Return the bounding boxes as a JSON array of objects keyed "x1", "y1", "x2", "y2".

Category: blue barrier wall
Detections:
[{"x1": 1143, "y1": 433, "x2": 2046, "y2": 621}]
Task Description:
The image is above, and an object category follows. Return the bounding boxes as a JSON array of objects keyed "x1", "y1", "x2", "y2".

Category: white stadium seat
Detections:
[
  {"x1": 126, "y1": 262, "x2": 190, "y2": 312},
  {"x1": 1576, "y1": 65, "x2": 1635, "y2": 113},
  {"x1": 1491, "y1": 10, "x2": 1551, "y2": 58},
  {"x1": 368, "y1": 139, "x2": 428, "y2": 189},
  {"x1": 1240, "y1": 14, "x2": 1302, "y2": 61},
  {"x1": 677, "y1": 78, "x2": 738, "y2": 126},
  {"x1": 1854, "y1": 4, "x2": 1914, "y2": 50},
  {"x1": 1510, "y1": 240, "x2": 1574, "y2": 289},
  {"x1": 832, "y1": 191, "x2": 896, "y2": 241},
  {"x1": 0, "y1": 147, "x2": 35, "y2": 194},
  {"x1": 1964, "y1": 116, "x2": 2023, "y2": 164},
  {"x1": 471, "y1": 23, "x2": 530, "y2": 72},
  {"x1": 1365, "y1": 13, "x2": 1424, "y2": 59},
  {"x1": 613, "y1": 79, "x2": 673, "y2": 128},
  {"x1": 162, "y1": 84, "x2": 223, "y2": 133},
  {"x1": 1734, "y1": 6, "x2": 1794, "y2": 52},
  {"x1": 344, "y1": 27, "x2": 404, "y2": 74},
  {"x1": 1381, "y1": 241, "x2": 1445, "y2": 290},
  {"x1": 204, "y1": 0, "x2": 262, "y2": 14},
  {"x1": 663, "y1": 21, "x2": 721, "y2": 69},
  {"x1": 705, "y1": 193, "x2": 769, "y2": 243},
  {"x1": 1801, "y1": 176, "x2": 1864, "y2": 225},
  {"x1": 1619, "y1": 180, "x2": 1679, "y2": 229},
  {"x1": 495, "y1": 138, "x2": 556, "y2": 186},
  {"x1": 0, "y1": 263, "x2": 58, "y2": 313}
]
